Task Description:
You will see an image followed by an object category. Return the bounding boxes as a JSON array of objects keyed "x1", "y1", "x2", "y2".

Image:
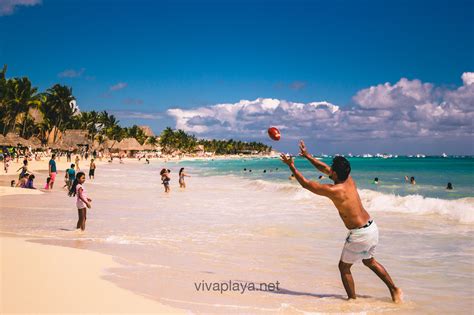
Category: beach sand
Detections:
[
  {"x1": 1, "y1": 159, "x2": 472, "y2": 314},
  {"x1": 0, "y1": 234, "x2": 184, "y2": 314},
  {"x1": 0, "y1": 158, "x2": 186, "y2": 314}
]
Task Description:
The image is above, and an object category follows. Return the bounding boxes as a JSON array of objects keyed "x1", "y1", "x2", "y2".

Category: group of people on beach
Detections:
[
  {"x1": 8, "y1": 153, "x2": 97, "y2": 192},
  {"x1": 160, "y1": 167, "x2": 190, "y2": 193}
]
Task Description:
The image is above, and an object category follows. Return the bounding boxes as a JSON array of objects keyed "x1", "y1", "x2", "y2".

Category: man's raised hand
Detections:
[
  {"x1": 280, "y1": 153, "x2": 294, "y2": 166},
  {"x1": 299, "y1": 140, "x2": 309, "y2": 157}
]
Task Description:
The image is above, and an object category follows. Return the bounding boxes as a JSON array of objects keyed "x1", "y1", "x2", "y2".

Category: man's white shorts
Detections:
[{"x1": 340, "y1": 220, "x2": 379, "y2": 264}]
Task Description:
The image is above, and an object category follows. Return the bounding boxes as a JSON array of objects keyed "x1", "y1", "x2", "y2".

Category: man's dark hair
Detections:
[{"x1": 331, "y1": 156, "x2": 351, "y2": 181}]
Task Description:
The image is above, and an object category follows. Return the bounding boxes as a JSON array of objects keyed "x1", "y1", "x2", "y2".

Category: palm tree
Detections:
[
  {"x1": 1, "y1": 77, "x2": 43, "y2": 137},
  {"x1": 159, "y1": 127, "x2": 175, "y2": 154},
  {"x1": 42, "y1": 84, "x2": 76, "y2": 143},
  {"x1": 145, "y1": 136, "x2": 159, "y2": 146}
]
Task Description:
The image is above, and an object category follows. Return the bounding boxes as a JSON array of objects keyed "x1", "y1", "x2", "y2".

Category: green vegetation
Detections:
[
  {"x1": 0, "y1": 65, "x2": 271, "y2": 154},
  {"x1": 0, "y1": 65, "x2": 150, "y2": 145},
  {"x1": 159, "y1": 127, "x2": 271, "y2": 155}
]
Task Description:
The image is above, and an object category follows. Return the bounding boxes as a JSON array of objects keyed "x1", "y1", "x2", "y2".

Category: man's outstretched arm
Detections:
[
  {"x1": 299, "y1": 140, "x2": 331, "y2": 175},
  {"x1": 281, "y1": 153, "x2": 334, "y2": 197}
]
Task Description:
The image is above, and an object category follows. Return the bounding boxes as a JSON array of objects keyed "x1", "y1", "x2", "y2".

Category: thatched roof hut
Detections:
[
  {"x1": 58, "y1": 130, "x2": 91, "y2": 149},
  {"x1": 139, "y1": 126, "x2": 155, "y2": 137},
  {"x1": 142, "y1": 143, "x2": 162, "y2": 151},
  {"x1": 117, "y1": 138, "x2": 143, "y2": 151},
  {"x1": 3, "y1": 133, "x2": 29, "y2": 146},
  {"x1": 0, "y1": 134, "x2": 5, "y2": 146},
  {"x1": 27, "y1": 136, "x2": 43, "y2": 149}
]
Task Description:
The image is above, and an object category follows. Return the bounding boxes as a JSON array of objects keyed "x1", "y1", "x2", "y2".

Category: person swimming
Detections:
[
  {"x1": 374, "y1": 177, "x2": 379, "y2": 184},
  {"x1": 319, "y1": 175, "x2": 326, "y2": 180},
  {"x1": 405, "y1": 176, "x2": 416, "y2": 185},
  {"x1": 446, "y1": 182, "x2": 453, "y2": 190}
]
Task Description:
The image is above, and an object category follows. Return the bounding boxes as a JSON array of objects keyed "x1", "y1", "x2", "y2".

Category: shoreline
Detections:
[{"x1": 0, "y1": 233, "x2": 185, "y2": 314}]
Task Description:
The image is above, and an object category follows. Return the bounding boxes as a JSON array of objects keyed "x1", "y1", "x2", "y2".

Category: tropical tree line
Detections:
[
  {"x1": 0, "y1": 65, "x2": 271, "y2": 154},
  {"x1": 159, "y1": 127, "x2": 271, "y2": 155},
  {"x1": 0, "y1": 65, "x2": 151, "y2": 145}
]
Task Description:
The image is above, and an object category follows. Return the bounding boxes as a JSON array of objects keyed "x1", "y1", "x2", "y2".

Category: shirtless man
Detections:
[{"x1": 280, "y1": 140, "x2": 402, "y2": 303}]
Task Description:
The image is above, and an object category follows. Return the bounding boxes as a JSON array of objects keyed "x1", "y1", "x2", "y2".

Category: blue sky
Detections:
[{"x1": 1, "y1": 0, "x2": 473, "y2": 154}]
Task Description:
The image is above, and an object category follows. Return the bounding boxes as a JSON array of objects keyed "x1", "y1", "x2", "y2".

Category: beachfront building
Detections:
[
  {"x1": 139, "y1": 125, "x2": 155, "y2": 137},
  {"x1": 117, "y1": 138, "x2": 143, "y2": 157},
  {"x1": 53, "y1": 129, "x2": 91, "y2": 151}
]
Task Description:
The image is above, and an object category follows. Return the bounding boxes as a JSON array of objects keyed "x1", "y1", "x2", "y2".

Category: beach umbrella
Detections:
[{"x1": 0, "y1": 134, "x2": 6, "y2": 146}]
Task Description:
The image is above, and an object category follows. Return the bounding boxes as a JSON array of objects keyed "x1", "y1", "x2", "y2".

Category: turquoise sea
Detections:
[{"x1": 179, "y1": 156, "x2": 474, "y2": 200}]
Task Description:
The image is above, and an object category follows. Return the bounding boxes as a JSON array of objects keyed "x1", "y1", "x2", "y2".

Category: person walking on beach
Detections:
[
  {"x1": 89, "y1": 159, "x2": 96, "y2": 179},
  {"x1": 160, "y1": 168, "x2": 171, "y2": 193},
  {"x1": 48, "y1": 154, "x2": 57, "y2": 189},
  {"x1": 16, "y1": 159, "x2": 29, "y2": 179},
  {"x1": 178, "y1": 168, "x2": 191, "y2": 188},
  {"x1": 68, "y1": 172, "x2": 92, "y2": 231},
  {"x1": 4, "y1": 155, "x2": 11, "y2": 173},
  {"x1": 280, "y1": 140, "x2": 403, "y2": 303},
  {"x1": 64, "y1": 164, "x2": 76, "y2": 190}
]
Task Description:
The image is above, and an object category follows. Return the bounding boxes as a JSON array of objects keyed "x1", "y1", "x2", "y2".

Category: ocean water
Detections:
[
  {"x1": 180, "y1": 156, "x2": 474, "y2": 200},
  {"x1": 0, "y1": 157, "x2": 473, "y2": 314}
]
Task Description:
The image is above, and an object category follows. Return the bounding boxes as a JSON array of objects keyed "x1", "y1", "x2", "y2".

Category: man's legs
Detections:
[
  {"x1": 362, "y1": 258, "x2": 403, "y2": 303},
  {"x1": 338, "y1": 260, "x2": 356, "y2": 299}
]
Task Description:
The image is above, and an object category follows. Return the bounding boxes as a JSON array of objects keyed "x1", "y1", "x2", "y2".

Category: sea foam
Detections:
[{"x1": 248, "y1": 179, "x2": 474, "y2": 224}]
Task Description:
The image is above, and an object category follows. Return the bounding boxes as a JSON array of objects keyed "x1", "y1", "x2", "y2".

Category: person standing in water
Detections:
[
  {"x1": 89, "y1": 159, "x2": 96, "y2": 179},
  {"x1": 48, "y1": 154, "x2": 57, "y2": 189},
  {"x1": 75, "y1": 155, "x2": 81, "y2": 171},
  {"x1": 280, "y1": 140, "x2": 402, "y2": 303},
  {"x1": 178, "y1": 168, "x2": 191, "y2": 188},
  {"x1": 68, "y1": 172, "x2": 92, "y2": 231},
  {"x1": 160, "y1": 168, "x2": 171, "y2": 193}
]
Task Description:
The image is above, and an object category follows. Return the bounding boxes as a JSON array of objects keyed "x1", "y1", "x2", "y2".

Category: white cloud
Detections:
[
  {"x1": 166, "y1": 73, "x2": 474, "y2": 143},
  {"x1": 461, "y1": 72, "x2": 474, "y2": 85},
  {"x1": 109, "y1": 82, "x2": 127, "y2": 91},
  {"x1": 167, "y1": 98, "x2": 341, "y2": 138},
  {"x1": 112, "y1": 111, "x2": 162, "y2": 120},
  {"x1": 58, "y1": 68, "x2": 85, "y2": 78},
  {"x1": 0, "y1": 0, "x2": 41, "y2": 16},
  {"x1": 353, "y1": 78, "x2": 434, "y2": 109}
]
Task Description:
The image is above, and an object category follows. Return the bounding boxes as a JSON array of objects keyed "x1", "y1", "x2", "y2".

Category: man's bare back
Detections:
[{"x1": 326, "y1": 176, "x2": 371, "y2": 229}]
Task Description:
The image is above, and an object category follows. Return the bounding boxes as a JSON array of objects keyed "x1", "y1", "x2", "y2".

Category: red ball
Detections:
[{"x1": 267, "y1": 127, "x2": 281, "y2": 141}]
